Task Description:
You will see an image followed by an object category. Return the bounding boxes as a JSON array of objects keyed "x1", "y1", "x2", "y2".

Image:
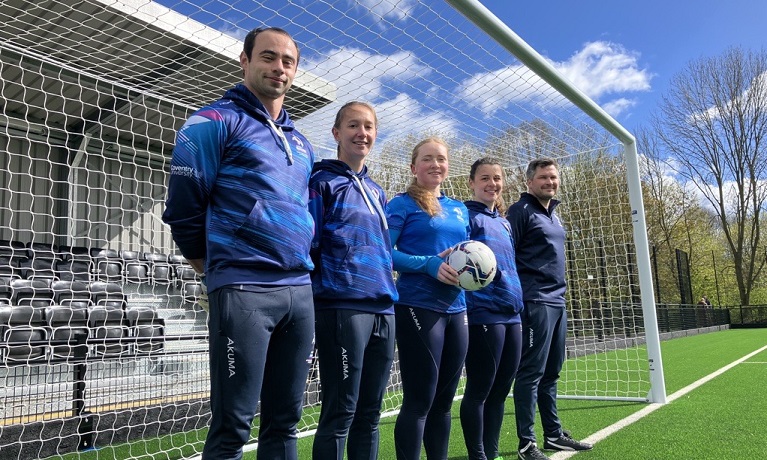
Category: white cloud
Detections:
[
  {"x1": 458, "y1": 41, "x2": 652, "y2": 116},
  {"x1": 302, "y1": 47, "x2": 428, "y2": 102},
  {"x1": 601, "y1": 97, "x2": 637, "y2": 118},
  {"x1": 555, "y1": 41, "x2": 651, "y2": 99},
  {"x1": 456, "y1": 65, "x2": 546, "y2": 114},
  {"x1": 349, "y1": 0, "x2": 418, "y2": 22},
  {"x1": 295, "y1": 47, "x2": 455, "y2": 156}
]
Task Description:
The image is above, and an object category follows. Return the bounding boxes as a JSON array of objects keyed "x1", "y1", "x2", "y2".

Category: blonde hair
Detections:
[{"x1": 407, "y1": 137, "x2": 448, "y2": 217}]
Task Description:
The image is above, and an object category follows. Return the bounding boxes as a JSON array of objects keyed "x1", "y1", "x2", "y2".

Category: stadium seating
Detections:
[
  {"x1": 0, "y1": 304, "x2": 47, "y2": 363},
  {"x1": 0, "y1": 278, "x2": 11, "y2": 306},
  {"x1": 88, "y1": 281, "x2": 126, "y2": 308},
  {"x1": 0, "y1": 243, "x2": 175, "y2": 362},
  {"x1": 17, "y1": 256, "x2": 58, "y2": 281},
  {"x1": 92, "y1": 249, "x2": 123, "y2": 283},
  {"x1": 45, "y1": 304, "x2": 89, "y2": 360},
  {"x1": 144, "y1": 252, "x2": 173, "y2": 286},
  {"x1": 52, "y1": 280, "x2": 91, "y2": 306},
  {"x1": 125, "y1": 306, "x2": 165, "y2": 354},
  {"x1": 0, "y1": 239, "x2": 25, "y2": 257},
  {"x1": 10, "y1": 278, "x2": 54, "y2": 307}
]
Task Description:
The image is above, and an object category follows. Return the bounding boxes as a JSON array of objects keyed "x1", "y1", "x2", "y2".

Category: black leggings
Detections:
[
  {"x1": 393, "y1": 305, "x2": 468, "y2": 460},
  {"x1": 460, "y1": 323, "x2": 522, "y2": 460}
]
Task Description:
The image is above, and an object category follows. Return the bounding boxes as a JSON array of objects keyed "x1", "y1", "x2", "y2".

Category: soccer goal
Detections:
[{"x1": 0, "y1": 0, "x2": 664, "y2": 458}]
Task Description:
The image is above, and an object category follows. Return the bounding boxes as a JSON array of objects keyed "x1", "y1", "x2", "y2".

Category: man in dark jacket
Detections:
[
  {"x1": 506, "y1": 158, "x2": 592, "y2": 460},
  {"x1": 163, "y1": 27, "x2": 315, "y2": 460}
]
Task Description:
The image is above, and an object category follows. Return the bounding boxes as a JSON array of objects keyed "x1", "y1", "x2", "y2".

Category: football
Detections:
[{"x1": 446, "y1": 240, "x2": 497, "y2": 291}]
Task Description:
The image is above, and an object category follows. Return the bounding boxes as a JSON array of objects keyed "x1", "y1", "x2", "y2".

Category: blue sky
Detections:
[
  {"x1": 488, "y1": 0, "x2": 767, "y2": 131},
  {"x1": 156, "y1": 0, "x2": 766, "y2": 157}
]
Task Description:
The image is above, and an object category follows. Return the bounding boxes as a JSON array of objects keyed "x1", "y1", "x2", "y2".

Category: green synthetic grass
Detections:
[{"x1": 49, "y1": 328, "x2": 767, "y2": 459}]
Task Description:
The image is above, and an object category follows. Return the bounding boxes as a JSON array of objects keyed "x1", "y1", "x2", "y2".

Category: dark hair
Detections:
[
  {"x1": 469, "y1": 157, "x2": 506, "y2": 212},
  {"x1": 525, "y1": 157, "x2": 558, "y2": 181},
  {"x1": 333, "y1": 101, "x2": 378, "y2": 156},
  {"x1": 242, "y1": 27, "x2": 300, "y2": 62}
]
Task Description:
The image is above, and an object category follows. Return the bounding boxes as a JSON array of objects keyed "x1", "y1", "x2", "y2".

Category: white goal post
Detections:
[
  {"x1": 0, "y1": 0, "x2": 665, "y2": 458},
  {"x1": 447, "y1": 0, "x2": 666, "y2": 405}
]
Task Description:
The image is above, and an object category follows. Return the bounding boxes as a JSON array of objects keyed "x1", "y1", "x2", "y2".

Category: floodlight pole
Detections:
[{"x1": 445, "y1": 0, "x2": 667, "y2": 404}]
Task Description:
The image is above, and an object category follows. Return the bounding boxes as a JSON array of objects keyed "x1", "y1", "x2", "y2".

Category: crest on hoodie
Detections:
[{"x1": 291, "y1": 134, "x2": 307, "y2": 154}]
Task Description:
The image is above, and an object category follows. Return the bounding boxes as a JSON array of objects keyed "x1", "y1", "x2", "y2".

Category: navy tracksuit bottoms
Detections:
[
  {"x1": 513, "y1": 302, "x2": 567, "y2": 448},
  {"x1": 312, "y1": 308, "x2": 395, "y2": 460},
  {"x1": 203, "y1": 284, "x2": 315, "y2": 460},
  {"x1": 460, "y1": 322, "x2": 522, "y2": 460}
]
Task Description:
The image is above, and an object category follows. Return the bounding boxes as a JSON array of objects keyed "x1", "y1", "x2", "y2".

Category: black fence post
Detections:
[{"x1": 73, "y1": 332, "x2": 94, "y2": 451}]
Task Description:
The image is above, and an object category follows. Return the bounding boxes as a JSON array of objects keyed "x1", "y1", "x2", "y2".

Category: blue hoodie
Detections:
[
  {"x1": 463, "y1": 200, "x2": 523, "y2": 325},
  {"x1": 505, "y1": 192, "x2": 566, "y2": 306},
  {"x1": 162, "y1": 84, "x2": 316, "y2": 293},
  {"x1": 309, "y1": 159, "x2": 398, "y2": 313}
]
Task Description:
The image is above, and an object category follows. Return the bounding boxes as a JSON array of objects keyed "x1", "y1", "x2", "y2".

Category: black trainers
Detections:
[
  {"x1": 518, "y1": 441, "x2": 550, "y2": 460},
  {"x1": 543, "y1": 430, "x2": 593, "y2": 451}
]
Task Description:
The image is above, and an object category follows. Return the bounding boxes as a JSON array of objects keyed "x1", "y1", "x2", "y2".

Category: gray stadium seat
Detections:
[
  {"x1": 0, "y1": 305, "x2": 48, "y2": 363},
  {"x1": 18, "y1": 257, "x2": 58, "y2": 281},
  {"x1": 0, "y1": 239, "x2": 25, "y2": 257},
  {"x1": 45, "y1": 304, "x2": 89, "y2": 360},
  {"x1": 88, "y1": 281, "x2": 126, "y2": 309},
  {"x1": 125, "y1": 306, "x2": 164, "y2": 354},
  {"x1": 52, "y1": 280, "x2": 91, "y2": 306},
  {"x1": 55, "y1": 258, "x2": 92, "y2": 282},
  {"x1": 143, "y1": 252, "x2": 174, "y2": 285},
  {"x1": 93, "y1": 249, "x2": 123, "y2": 283},
  {"x1": 25, "y1": 242, "x2": 58, "y2": 260},
  {"x1": 11, "y1": 278, "x2": 54, "y2": 307},
  {"x1": 87, "y1": 304, "x2": 128, "y2": 357}
]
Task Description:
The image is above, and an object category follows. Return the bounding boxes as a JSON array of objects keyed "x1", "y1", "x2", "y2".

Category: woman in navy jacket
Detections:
[
  {"x1": 309, "y1": 101, "x2": 397, "y2": 460},
  {"x1": 460, "y1": 157, "x2": 524, "y2": 460}
]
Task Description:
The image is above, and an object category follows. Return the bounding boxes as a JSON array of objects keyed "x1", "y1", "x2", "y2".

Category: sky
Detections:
[
  {"x1": 155, "y1": 0, "x2": 766, "y2": 157},
  {"x1": 484, "y1": 0, "x2": 767, "y2": 132}
]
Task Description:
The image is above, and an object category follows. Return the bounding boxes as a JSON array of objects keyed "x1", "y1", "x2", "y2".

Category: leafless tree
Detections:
[{"x1": 654, "y1": 47, "x2": 767, "y2": 305}]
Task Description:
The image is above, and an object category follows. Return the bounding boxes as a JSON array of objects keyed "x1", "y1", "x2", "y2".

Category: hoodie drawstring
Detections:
[
  {"x1": 266, "y1": 118, "x2": 293, "y2": 165},
  {"x1": 350, "y1": 173, "x2": 388, "y2": 230}
]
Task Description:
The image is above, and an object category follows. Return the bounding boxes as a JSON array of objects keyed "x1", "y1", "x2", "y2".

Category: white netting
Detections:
[{"x1": 0, "y1": 0, "x2": 658, "y2": 458}]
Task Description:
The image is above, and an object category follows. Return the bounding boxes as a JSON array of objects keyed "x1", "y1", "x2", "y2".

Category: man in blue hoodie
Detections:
[
  {"x1": 162, "y1": 27, "x2": 315, "y2": 460},
  {"x1": 506, "y1": 159, "x2": 592, "y2": 460}
]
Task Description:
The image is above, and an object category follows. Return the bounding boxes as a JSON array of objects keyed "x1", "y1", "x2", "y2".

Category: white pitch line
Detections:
[{"x1": 551, "y1": 343, "x2": 767, "y2": 459}]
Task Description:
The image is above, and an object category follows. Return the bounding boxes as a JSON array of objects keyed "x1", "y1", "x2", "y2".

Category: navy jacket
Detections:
[
  {"x1": 464, "y1": 200, "x2": 523, "y2": 325},
  {"x1": 309, "y1": 159, "x2": 397, "y2": 314},
  {"x1": 505, "y1": 192, "x2": 566, "y2": 306},
  {"x1": 162, "y1": 84, "x2": 316, "y2": 292}
]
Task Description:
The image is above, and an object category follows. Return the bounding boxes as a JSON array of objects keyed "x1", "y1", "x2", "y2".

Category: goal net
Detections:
[{"x1": 0, "y1": 0, "x2": 663, "y2": 458}]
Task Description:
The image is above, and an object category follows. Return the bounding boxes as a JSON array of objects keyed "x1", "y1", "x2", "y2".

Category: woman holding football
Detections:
[
  {"x1": 460, "y1": 157, "x2": 524, "y2": 460},
  {"x1": 385, "y1": 137, "x2": 470, "y2": 460}
]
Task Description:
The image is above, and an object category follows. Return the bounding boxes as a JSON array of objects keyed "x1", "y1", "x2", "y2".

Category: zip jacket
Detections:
[
  {"x1": 463, "y1": 200, "x2": 523, "y2": 325},
  {"x1": 309, "y1": 159, "x2": 398, "y2": 313},
  {"x1": 162, "y1": 84, "x2": 316, "y2": 293},
  {"x1": 505, "y1": 192, "x2": 566, "y2": 306}
]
